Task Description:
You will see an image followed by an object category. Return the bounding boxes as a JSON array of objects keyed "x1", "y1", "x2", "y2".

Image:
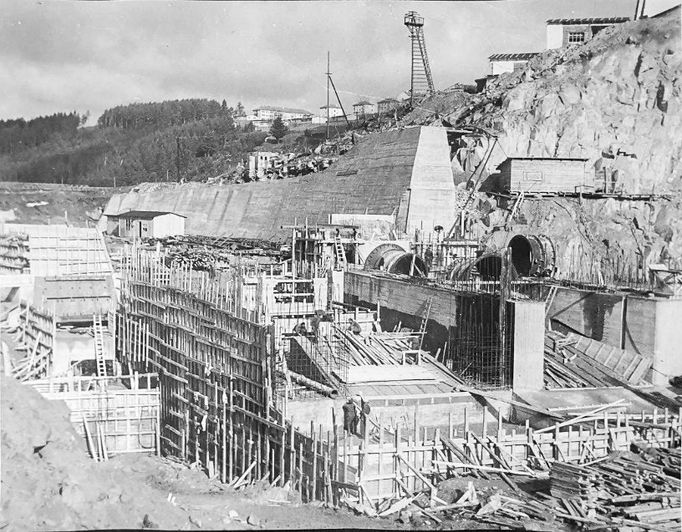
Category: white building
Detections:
[
  {"x1": 248, "y1": 151, "x2": 279, "y2": 179},
  {"x1": 352, "y1": 101, "x2": 375, "y2": 118},
  {"x1": 114, "y1": 211, "x2": 186, "y2": 239},
  {"x1": 488, "y1": 53, "x2": 539, "y2": 76},
  {"x1": 546, "y1": 17, "x2": 629, "y2": 49},
  {"x1": 319, "y1": 105, "x2": 344, "y2": 120},
  {"x1": 252, "y1": 106, "x2": 313, "y2": 122}
]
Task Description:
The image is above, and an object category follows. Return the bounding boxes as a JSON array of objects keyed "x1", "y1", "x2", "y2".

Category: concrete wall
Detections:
[
  {"x1": 103, "y1": 127, "x2": 455, "y2": 242},
  {"x1": 511, "y1": 300, "x2": 545, "y2": 392},
  {"x1": 287, "y1": 392, "x2": 491, "y2": 434},
  {"x1": 548, "y1": 286, "x2": 682, "y2": 384},
  {"x1": 405, "y1": 127, "x2": 458, "y2": 234},
  {"x1": 549, "y1": 287, "x2": 625, "y2": 347}
]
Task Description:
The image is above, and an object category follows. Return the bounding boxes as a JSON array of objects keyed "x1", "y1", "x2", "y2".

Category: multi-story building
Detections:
[
  {"x1": 318, "y1": 105, "x2": 344, "y2": 121},
  {"x1": 377, "y1": 98, "x2": 399, "y2": 115},
  {"x1": 352, "y1": 101, "x2": 376, "y2": 118},
  {"x1": 252, "y1": 106, "x2": 313, "y2": 122}
]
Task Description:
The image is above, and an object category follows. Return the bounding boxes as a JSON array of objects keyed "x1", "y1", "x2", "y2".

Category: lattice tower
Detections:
[{"x1": 404, "y1": 11, "x2": 435, "y2": 105}]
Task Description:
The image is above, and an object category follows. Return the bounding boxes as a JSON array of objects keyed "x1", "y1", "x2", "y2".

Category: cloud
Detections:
[{"x1": 0, "y1": 0, "x2": 632, "y2": 123}]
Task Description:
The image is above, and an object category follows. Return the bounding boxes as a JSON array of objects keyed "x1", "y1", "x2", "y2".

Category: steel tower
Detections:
[{"x1": 404, "y1": 11, "x2": 435, "y2": 105}]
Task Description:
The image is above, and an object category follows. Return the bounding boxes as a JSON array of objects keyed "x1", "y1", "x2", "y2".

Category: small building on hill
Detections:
[
  {"x1": 488, "y1": 53, "x2": 539, "y2": 75},
  {"x1": 377, "y1": 98, "x2": 399, "y2": 114},
  {"x1": 546, "y1": 17, "x2": 629, "y2": 49},
  {"x1": 353, "y1": 101, "x2": 375, "y2": 118},
  {"x1": 492, "y1": 157, "x2": 591, "y2": 194},
  {"x1": 113, "y1": 210, "x2": 186, "y2": 239}
]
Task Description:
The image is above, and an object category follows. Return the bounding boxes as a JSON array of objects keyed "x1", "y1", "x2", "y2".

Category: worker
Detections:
[
  {"x1": 348, "y1": 319, "x2": 361, "y2": 335},
  {"x1": 424, "y1": 247, "x2": 434, "y2": 271},
  {"x1": 353, "y1": 395, "x2": 371, "y2": 438},
  {"x1": 342, "y1": 398, "x2": 357, "y2": 435}
]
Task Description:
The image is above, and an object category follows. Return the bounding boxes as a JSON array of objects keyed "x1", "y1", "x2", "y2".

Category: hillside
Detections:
[{"x1": 0, "y1": 99, "x2": 272, "y2": 187}]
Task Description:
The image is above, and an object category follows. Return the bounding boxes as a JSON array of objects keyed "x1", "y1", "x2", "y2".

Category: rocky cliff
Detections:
[{"x1": 406, "y1": 12, "x2": 682, "y2": 274}]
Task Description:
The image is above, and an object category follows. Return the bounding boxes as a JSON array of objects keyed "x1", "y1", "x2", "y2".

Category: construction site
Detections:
[{"x1": 2, "y1": 4, "x2": 682, "y2": 531}]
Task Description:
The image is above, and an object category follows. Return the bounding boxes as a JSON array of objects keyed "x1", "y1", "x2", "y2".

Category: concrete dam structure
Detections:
[{"x1": 104, "y1": 126, "x2": 456, "y2": 242}]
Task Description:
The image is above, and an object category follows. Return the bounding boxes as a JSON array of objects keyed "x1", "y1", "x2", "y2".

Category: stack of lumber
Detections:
[
  {"x1": 546, "y1": 447, "x2": 681, "y2": 529},
  {"x1": 470, "y1": 446, "x2": 680, "y2": 530},
  {"x1": 544, "y1": 330, "x2": 648, "y2": 389},
  {"x1": 333, "y1": 328, "x2": 424, "y2": 367},
  {"x1": 567, "y1": 333, "x2": 652, "y2": 384}
]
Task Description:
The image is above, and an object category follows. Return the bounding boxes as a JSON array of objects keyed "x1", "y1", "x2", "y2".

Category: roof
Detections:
[
  {"x1": 319, "y1": 105, "x2": 341, "y2": 109},
  {"x1": 353, "y1": 101, "x2": 372, "y2": 106},
  {"x1": 489, "y1": 52, "x2": 540, "y2": 61},
  {"x1": 652, "y1": 4, "x2": 681, "y2": 18},
  {"x1": 546, "y1": 16, "x2": 629, "y2": 25},
  {"x1": 500, "y1": 156, "x2": 588, "y2": 164},
  {"x1": 377, "y1": 98, "x2": 399, "y2": 103},
  {"x1": 253, "y1": 105, "x2": 312, "y2": 115},
  {"x1": 116, "y1": 210, "x2": 187, "y2": 219}
]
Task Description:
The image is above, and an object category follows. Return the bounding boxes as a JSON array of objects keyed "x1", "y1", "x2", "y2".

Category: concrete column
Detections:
[
  {"x1": 511, "y1": 300, "x2": 545, "y2": 392},
  {"x1": 652, "y1": 298, "x2": 682, "y2": 385},
  {"x1": 330, "y1": 269, "x2": 344, "y2": 305}
]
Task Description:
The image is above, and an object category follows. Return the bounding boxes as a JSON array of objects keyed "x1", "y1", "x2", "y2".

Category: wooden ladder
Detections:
[
  {"x1": 506, "y1": 191, "x2": 525, "y2": 227},
  {"x1": 545, "y1": 285, "x2": 559, "y2": 330},
  {"x1": 418, "y1": 297, "x2": 433, "y2": 352},
  {"x1": 334, "y1": 237, "x2": 347, "y2": 269},
  {"x1": 93, "y1": 314, "x2": 106, "y2": 377}
]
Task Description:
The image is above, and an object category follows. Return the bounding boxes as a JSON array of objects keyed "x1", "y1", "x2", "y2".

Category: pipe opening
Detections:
[{"x1": 509, "y1": 235, "x2": 533, "y2": 277}]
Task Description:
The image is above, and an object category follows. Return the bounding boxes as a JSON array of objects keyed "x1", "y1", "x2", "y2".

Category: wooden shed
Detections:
[
  {"x1": 116, "y1": 210, "x2": 186, "y2": 239},
  {"x1": 494, "y1": 157, "x2": 590, "y2": 194}
]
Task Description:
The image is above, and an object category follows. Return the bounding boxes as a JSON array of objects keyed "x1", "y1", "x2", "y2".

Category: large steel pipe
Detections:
[{"x1": 364, "y1": 243, "x2": 427, "y2": 277}]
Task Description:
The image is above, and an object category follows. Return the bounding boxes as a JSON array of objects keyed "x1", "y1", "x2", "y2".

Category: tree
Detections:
[
  {"x1": 270, "y1": 116, "x2": 288, "y2": 141},
  {"x1": 236, "y1": 101, "x2": 245, "y2": 117}
]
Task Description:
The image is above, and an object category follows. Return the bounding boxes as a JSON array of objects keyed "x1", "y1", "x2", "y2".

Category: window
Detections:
[{"x1": 568, "y1": 31, "x2": 585, "y2": 43}]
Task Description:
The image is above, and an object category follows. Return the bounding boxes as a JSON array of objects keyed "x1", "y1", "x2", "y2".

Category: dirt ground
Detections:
[
  {"x1": 0, "y1": 182, "x2": 121, "y2": 227},
  {"x1": 0, "y1": 375, "x2": 501, "y2": 530}
]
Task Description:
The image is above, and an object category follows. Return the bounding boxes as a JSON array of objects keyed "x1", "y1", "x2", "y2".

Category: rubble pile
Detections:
[{"x1": 147, "y1": 235, "x2": 285, "y2": 270}]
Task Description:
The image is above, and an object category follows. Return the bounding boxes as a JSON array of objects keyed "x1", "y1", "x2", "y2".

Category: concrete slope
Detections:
[{"x1": 104, "y1": 126, "x2": 455, "y2": 241}]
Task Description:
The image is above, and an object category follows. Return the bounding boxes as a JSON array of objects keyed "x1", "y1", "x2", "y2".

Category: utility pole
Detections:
[
  {"x1": 176, "y1": 136, "x2": 181, "y2": 182},
  {"x1": 326, "y1": 51, "x2": 330, "y2": 142},
  {"x1": 324, "y1": 52, "x2": 350, "y2": 141}
]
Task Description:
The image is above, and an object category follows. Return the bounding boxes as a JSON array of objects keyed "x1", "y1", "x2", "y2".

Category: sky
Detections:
[{"x1": 0, "y1": 0, "x2": 676, "y2": 124}]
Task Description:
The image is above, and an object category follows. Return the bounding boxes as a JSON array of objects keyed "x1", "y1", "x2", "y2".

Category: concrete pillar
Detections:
[
  {"x1": 330, "y1": 269, "x2": 344, "y2": 305},
  {"x1": 652, "y1": 298, "x2": 682, "y2": 385},
  {"x1": 511, "y1": 300, "x2": 545, "y2": 392}
]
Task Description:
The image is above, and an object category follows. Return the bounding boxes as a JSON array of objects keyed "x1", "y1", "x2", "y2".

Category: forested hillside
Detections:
[{"x1": 0, "y1": 99, "x2": 267, "y2": 186}]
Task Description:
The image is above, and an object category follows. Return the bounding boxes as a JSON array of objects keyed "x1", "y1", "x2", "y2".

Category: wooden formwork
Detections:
[
  {"x1": 118, "y1": 261, "x2": 339, "y2": 502},
  {"x1": 10, "y1": 301, "x2": 55, "y2": 381},
  {"x1": 117, "y1": 254, "x2": 682, "y2": 507},
  {"x1": 345, "y1": 405, "x2": 682, "y2": 504},
  {"x1": 29, "y1": 373, "x2": 161, "y2": 459}
]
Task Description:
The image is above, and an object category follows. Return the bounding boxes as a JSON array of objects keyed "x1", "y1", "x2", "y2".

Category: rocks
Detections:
[{"x1": 142, "y1": 514, "x2": 160, "y2": 529}]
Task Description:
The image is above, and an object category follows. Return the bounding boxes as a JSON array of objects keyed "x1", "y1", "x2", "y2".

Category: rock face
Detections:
[
  {"x1": 437, "y1": 14, "x2": 682, "y2": 195},
  {"x1": 406, "y1": 13, "x2": 682, "y2": 271}
]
